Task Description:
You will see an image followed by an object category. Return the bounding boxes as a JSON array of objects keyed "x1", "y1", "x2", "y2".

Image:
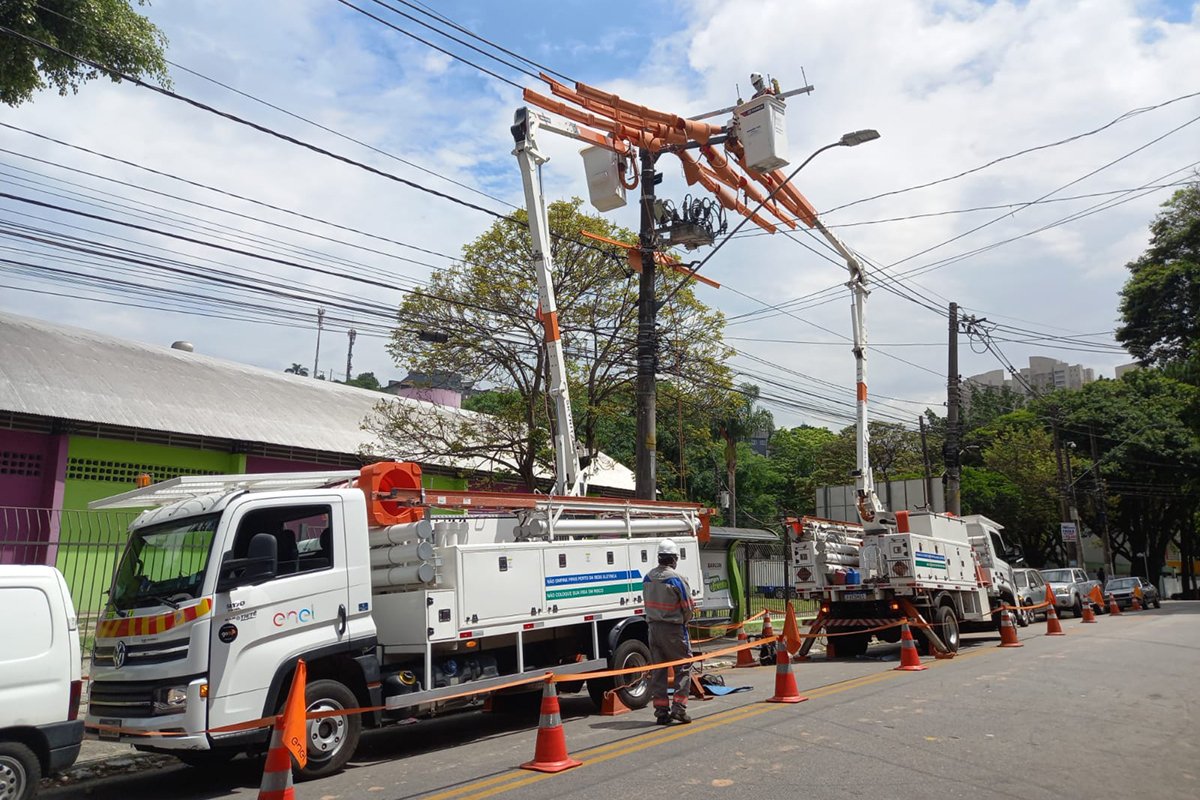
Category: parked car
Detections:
[
  {"x1": 0, "y1": 565, "x2": 84, "y2": 799},
  {"x1": 1039, "y1": 567, "x2": 1103, "y2": 617},
  {"x1": 1012, "y1": 568, "x2": 1049, "y2": 626},
  {"x1": 1105, "y1": 576, "x2": 1162, "y2": 609}
]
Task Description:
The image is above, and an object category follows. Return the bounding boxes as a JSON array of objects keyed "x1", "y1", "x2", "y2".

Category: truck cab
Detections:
[{"x1": 0, "y1": 565, "x2": 84, "y2": 799}]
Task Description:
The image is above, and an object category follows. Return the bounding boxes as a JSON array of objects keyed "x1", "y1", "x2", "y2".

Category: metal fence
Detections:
[
  {"x1": 739, "y1": 539, "x2": 818, "y2": 623},
  {"x1": 0, "y1": 506, "x2": 138, "y2": 654}
]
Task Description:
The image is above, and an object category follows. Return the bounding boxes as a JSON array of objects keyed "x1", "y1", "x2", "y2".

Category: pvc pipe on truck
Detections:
[
  {"x1": 368, "y1": 520, "x2": 434, "y2": 547},
  {"x1": 372, "y1": 562, "x2": 436, "y2": 587},
  {"x1": 517, "y1": 518, "x2": 695, "y2": 537},
  {"x1": 370, "y1": 540, "x2": 436, "y2": 568}
]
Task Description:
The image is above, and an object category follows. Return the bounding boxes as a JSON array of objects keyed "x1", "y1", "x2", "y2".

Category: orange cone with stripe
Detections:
[
  {"x1": 521, "y1": 677, "x2": 580, "y2": 773},
  {"x1": 997, "y1": 608, "x2": 1023, "y2": 648},
  {"x1": 766, "y1": 641, "x2": 807, "y2": 703},
  {"x1": 1108, "y1": 593, "x2": 1122, "y2": 615},
  {"x1": 761, "y1": 611, "x2": 775, "y2": 639},
  {"x1": 1131, "y1": 586, "x2": 1143, "y2": 611},
  {"x1": 734, "y1": 625, "x2": 757, "y2": 668},
  {"x1": 1080, "y1": 601, "x2": 1097, "y2": 623},
  {"x1": 1044, "y1": 602, "x2": 1065, "y2": 635},
  {"x1": 258, "y1": 659, "x2": 307, "y2": 800},
  {"x1": 1089, "y1": 585, "x2": 1105, "y2": 608},
  {"x1": 894, "y1": 621, "x2": 927, "y2": 671},
  {"x1": 599, "y1": 689, "x2": 630, "y2": 716}
]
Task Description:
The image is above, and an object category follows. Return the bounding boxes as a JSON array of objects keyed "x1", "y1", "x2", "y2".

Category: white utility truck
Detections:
[
  {"x1": 785, "y1": 215, "x2": 1021, "y2": 658},
  {"x1": 84, "y1": 462, "x2": 707, "y2": 778}
]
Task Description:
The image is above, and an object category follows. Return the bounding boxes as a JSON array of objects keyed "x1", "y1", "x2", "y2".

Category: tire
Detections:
[
  {"x1": 1072, "y1": 596, "x2": 1083, "y2": 619},
  {"x1": 294, "y1": 678, "x2": 362, "y2": 781},
  {"x1": 1154, "y1": 597, "x2": 1162, "y2": 609},
  {"x1": 0, "y1": 741, "x2": 40, "y2": 800},
  {"x1": 935, "y1": 605, "x2": 960, "y2": 653},
  {"x1": 611, "y1": 638, "x2": 652, "y2": 710},
  {"x1": 175, "y1": 748, "x2": 239, "y2": 769},
  {"x1": 773, "y1": 588, "x2": 785, "y2": 600}
]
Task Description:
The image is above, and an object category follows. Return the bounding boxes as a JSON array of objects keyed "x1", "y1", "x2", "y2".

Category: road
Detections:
[{"x1": 49, "y1": 603, "x2": 1200, "y2": 800}]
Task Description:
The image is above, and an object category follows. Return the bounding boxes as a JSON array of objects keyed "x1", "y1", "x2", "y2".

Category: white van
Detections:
[{"x1": 0, "y1": 566, "x2": 84, "y2": 799}]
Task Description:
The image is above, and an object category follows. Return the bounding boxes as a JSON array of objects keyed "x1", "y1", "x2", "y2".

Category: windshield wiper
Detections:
[{"x1": 136, "y1": 593, "x2": 181, "y2": 610}]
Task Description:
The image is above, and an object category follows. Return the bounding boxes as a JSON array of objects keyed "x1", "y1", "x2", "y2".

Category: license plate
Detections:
[
  {"x1": 843, "y1": 591, "x2": 868, "y2": 600},
  {"x1": 98, "y1": 719, "x2": 121, "y2": 741}
]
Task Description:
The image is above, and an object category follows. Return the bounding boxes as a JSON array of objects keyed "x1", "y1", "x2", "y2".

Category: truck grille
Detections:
[
  {"x1": 93, "y1": 636, "x2": 191, "y2": 668},
  {"x1": 88, "y1": 675, "x2": 201, "y2": 718}
]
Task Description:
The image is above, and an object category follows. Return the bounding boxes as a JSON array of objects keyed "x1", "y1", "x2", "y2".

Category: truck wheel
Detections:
[
  {"x1": 175, "y1": 748, "x2": 239, "y2": 769},
  {"x1": 295, "y1": 679, "x2": 362, "y2": 781},
  {"x1": 0, "y1": 741, "x2": 40, "y2": 800},
  {"x1": 838, "y1": 632, "x2": 869, "y2": 658},
  {"x1": 1072, "y1": 596, "x2": 1084, "y2": 619},
  {"x1": 610, "y1": 638, "x2": 652, "y2": 710},
  {"x1": 935, "y1": 606, "x2": 960, "y2": 653}
]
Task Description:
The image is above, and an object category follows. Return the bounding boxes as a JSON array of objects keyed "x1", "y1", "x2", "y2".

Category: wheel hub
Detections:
[
  {"x1": 306, "y1": 699, "x2": 347, "y2": 761},
  {"x1": 0, "y1": 756, "x2": 26, "y2": 800},
  {"x1": 620, "y1": 653, "x2": 649, "y2": 699}
]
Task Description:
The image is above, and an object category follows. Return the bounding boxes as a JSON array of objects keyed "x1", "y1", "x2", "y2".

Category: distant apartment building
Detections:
[
  {"x1": 965, "y1": 356, "x2": 1096, "y2": 400},
  {"x1": 1114, "y1": 362, "x2": 1141, "y2": 379}
]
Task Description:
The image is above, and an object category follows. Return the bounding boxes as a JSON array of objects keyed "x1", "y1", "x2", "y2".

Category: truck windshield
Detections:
[
  {"x1": 110, "y1": 515, "x2": 219, "y2": 611},
  {"x1": 1041, "y1": 569, "x2": 1072, "y2": 583}
]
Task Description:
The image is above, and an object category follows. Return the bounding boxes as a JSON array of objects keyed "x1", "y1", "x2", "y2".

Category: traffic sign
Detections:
[{"x1": 1060, "y1": 522, "x2": 1078, "y2": 542}]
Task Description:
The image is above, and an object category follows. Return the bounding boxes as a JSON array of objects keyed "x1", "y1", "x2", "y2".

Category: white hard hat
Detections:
[{"x1": 658, "y1": 538, "x2": 679, "y2": 558}]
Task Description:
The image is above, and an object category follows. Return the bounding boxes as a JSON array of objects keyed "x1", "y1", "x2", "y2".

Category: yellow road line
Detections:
[{"x1": 432, "y1": 643, "x2": 1007, "y2": 800}]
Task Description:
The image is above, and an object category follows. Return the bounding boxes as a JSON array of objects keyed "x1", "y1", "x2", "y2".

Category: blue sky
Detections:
[{"x1": 2, "y1": 1, "x2": 1199, "y2": 429}]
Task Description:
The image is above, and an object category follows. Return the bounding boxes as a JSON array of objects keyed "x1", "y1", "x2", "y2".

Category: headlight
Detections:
[{"x1": 153, "y1": 686, "x2": 189, "y2": 715}]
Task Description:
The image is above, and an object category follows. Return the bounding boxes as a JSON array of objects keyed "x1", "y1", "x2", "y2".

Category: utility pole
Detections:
[
  {"x1": 345, "y1": 328, "x2": 357, "y2": 383},
  {"x1": 919, "y1": 415, "x2": 935, "y2": 511},
  {"x1": 634, "y1": 148, "x2": 660, "y2": 501},
  {"x1": 1062, "y1": 439, "x2": 1087, "y2": 568},
  {"x1": 944, "y1": 302, "x2": 962, "y2": 515},
  {"x1": 312, "y1": 306, "x2": 326, "y2": 379},
  {"x1": 1089, "y1": 428, "x2": 1113, "y2": 576}
]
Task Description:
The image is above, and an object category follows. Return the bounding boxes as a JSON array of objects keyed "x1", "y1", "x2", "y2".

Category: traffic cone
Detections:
[
  {"x1": 894, "y1": 621, "x2": 927, "y2": 671},
  {"x1": 599, "y1": 689, "x2": 630, "y2": 716},
  {"x1": 521, "y1": 678, "x2": 581, "y2": 773},
  {"x1": 997, "y1": 608, "x2": 1023, "y2": 648},
  {"x1": 824, "y1": 638, "x2": 837, "y2": 660},
  {"x1": 766, "y1": 643, "x2": 807, "y2": 704},
  {"x1": 1080, "y1": 602, "x2": 1097, "y2": 623},
  {"x1": 258, "y1": 659, "x2": 307, "y2": 800},
  {"x1": 734, "y1": 625, "x2": 757, "y2": 668},
  {"x1": 1131, "y1": 594, "x2": 1143, "y2": 612},
  {"x1": 761, "y1": 611, "x2": 775, "y2": 639},
  {"x1": 1045, "y1": 603, "x2": 1065, "y2": 636},
  {"x1": 1108, "y1": 594, "x2": 1122, "y2": 615},
  {"x1": 258, "y1": 715, "x2": 296, "y2": 800}
]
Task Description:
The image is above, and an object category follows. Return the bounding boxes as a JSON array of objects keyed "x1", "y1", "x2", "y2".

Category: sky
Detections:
[{"x1": 1, "y1": 0, "x2": 1198, "y2": 432}]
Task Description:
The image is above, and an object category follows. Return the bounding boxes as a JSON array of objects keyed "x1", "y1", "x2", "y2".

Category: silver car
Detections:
[
  {"x1": 1039, "y1": 567, "x2": 1103, "y2": 617},
  {"x1": 1012, "y1": 568, "x2": 1048, "y2": 626}
]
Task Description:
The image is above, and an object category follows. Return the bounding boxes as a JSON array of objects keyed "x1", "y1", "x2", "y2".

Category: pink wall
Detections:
[
  {"x1": 245, "y1": 455, "x2": 344, "y2": 473},
  {"x1": 0, "y1": 429, "x2": 67, "y2": 564}
]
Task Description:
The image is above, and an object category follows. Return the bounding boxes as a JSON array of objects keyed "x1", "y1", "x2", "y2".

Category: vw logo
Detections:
[{"x1": 114, "y1": 640, "x2": 127, "y2": 670}]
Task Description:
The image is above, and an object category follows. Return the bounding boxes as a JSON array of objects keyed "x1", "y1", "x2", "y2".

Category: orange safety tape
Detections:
[
  {"x1": 689, "y1": 609, "x2": 766, "y2": 635},
  {"x1": 990, "y1": 598, "x2": 1054, "y2": 614}
]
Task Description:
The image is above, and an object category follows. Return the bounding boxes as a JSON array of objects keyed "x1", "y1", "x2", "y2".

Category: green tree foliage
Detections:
[
  {"x1": 812, "y1": 421, "x2": 926, "y2": 488},
  {"x1": 343, "y1": 372, "x2": 382, "y2": 391},
  {"x1": 284, "y1": 363, "x2": 308, "y2": 377},
  {"x1": 0, "y1": 0, "x2": 170, "y2": 107},
  {"x1": 1116, "y1": 183, "x2": 1200, "y2": 368},
  {"x1": 769, "y1": 425, "x2": 837, "y2": 517},
  {"x1": 978, "y1": 423, "x2": 1063, "y2": 566},
  {"x1": 712, "y1": 384, "x2": 773, "y2": 526},
  {"x1": 367, "y1": 199, "x2": 730, "y2": 490}
]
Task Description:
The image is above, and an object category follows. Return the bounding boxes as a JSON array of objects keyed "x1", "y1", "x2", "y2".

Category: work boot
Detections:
[
  {"x1": 669, "y1": 704, "x2": 691, "y2": 724},
  {"x1": 654, "y1": 710, "x2": 672, "y2": 725}
]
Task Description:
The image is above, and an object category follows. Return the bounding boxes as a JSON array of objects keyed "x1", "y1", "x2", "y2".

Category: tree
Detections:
[
  {"x1": 284, "y1": 363, "x2": 309, "y2": 377},
  {"x1": 712, "y1": 384, "x2": 772, "y2": 527},
  {"x1": 813, "y1": 421, "x2": 925, "y2": 490},
  {"x1": 367, "y1": 199, "x2": 731, "y2": 491},
  {"x1": 344, "y1": 372, "x2": 382, "y2": 391},
  {"x1": 0, "y1": 1, "x2": 170, "y2": 107},
  {"x1": 769, "y1": 425, "x2": 837, "y2": 517},
  {"x1": 1116, "y1": 182, "x2": 1200, "y2": 368}
]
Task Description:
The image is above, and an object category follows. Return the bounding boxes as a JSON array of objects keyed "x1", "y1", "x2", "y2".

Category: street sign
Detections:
[{"x1": 1060, "y1": 522, "x2": 1078, "y2": 542}]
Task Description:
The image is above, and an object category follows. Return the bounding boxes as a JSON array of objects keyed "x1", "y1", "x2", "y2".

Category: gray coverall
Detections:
[{"x1": 643, "y1": 563, "x2": 695, "y2": 712}]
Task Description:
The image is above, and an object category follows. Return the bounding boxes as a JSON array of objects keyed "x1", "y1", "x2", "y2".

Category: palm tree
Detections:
[
  {"x1": 285, "y1": 363, "x2": 309, "y2": 376},
  {"x1": 713, "y1": 383, "x2": 773, "y2": 527}
]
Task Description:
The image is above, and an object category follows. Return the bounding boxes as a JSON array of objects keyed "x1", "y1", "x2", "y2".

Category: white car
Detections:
[
  {"x1": 0, "y1": 566, "x2": 84, "y2": 799},
  {"x1": 1011, "y1": 568, "x2": 1048, "y2": 627}
]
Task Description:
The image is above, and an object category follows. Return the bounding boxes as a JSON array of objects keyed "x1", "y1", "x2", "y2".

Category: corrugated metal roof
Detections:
[
  {"x1": 0, "y1": 312, "x2": 634, "y2": 491},
  {"x1": 707, "y1": 526, "x2": 779, "y2": 543}
]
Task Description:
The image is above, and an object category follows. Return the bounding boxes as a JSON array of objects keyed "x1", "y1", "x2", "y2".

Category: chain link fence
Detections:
[
  {"x1": 0, "y1": 506, "x2": 138, "y2": 658},
  {"x1": 738, "y1": 539, "x2": 818, "y2": 625}
]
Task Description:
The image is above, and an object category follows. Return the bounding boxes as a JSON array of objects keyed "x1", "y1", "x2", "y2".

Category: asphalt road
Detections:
[{"x1": 50, "y1": 602, "x2": 1200, "y2": 800}]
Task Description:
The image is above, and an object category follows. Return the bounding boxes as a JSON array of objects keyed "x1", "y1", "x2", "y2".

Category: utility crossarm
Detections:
[
  {"x1": 511, "y1": 106, "x2": 618, "y2": 497},
  {"x1": 811, "y1": 220, "x2": 887, "y2": 529}
]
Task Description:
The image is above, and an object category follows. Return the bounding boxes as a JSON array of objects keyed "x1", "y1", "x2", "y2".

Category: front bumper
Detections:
[{"x1": 84, "y1": 677, "x2": 211, "y2": 751}]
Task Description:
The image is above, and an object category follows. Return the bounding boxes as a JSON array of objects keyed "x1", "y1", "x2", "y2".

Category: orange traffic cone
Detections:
[
  {"x1": 894, "y1": 621, "x2": 927, "y2": 671},
  {"x1": 1108, "y1": 594, "x2": 1122, "y2": 615},
  {"x1": 521, "y1": 677, "x2": 581, "y2": 773},
  {"x1": 1131, "y1": 594, "x2": 1143, "y2": 612},
  {"x1": 1080, "y1": 602, "x2": 1097, "y2": 623},
  {"x1": 766, "y1": 643, "x2": 807, "y2": 704},
  {"x1": 599, "y1": 688, "x2": 630, "y2": 716},
  {"x1": 734, "y1": 625, "x2": 757, "y2": 668},
  {"x1": 997, "y1": 608, "x2": 1023, "y2": 648},
  {"x1": 761, "y1": 611, "x2": 775, "y2": 639},
  {"x1": 1044, "y1": 603, "x2": 1065, "y2": 636},
  {"x1": 257, "y1": 659, "x2": 307, "y2": 800},
  {"x1": 824, "y1": 637, "x2": 837, "y2": 660}
]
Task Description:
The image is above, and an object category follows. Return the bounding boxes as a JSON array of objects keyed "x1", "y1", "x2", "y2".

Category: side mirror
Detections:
[{"x1": 216, "y1": 533, "x2": 278, "y2": 593}]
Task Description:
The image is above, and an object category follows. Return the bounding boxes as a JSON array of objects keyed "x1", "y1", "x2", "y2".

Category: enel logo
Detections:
[{"x1": 272, "y1": 607, "x2": 315, "y2": 627}]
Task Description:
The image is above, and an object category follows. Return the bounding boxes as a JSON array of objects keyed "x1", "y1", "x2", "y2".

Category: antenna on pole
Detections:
[
  {"x1": 345, "y1": 328, "x2": 357, "y2": 382},
  {"x1": 312, "y1": 306, "x2": 326, "y2": 379}
]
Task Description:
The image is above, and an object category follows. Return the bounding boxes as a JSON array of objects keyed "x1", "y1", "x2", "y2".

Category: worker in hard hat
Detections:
[{"x1": 643, "y1": 538, "x2": 695, "y2": 724}]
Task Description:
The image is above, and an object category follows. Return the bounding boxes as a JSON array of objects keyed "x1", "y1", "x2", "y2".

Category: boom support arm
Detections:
[
  {"x1": 511, "y1": 107, "x2": 598, "y2": 496},
  {"x1": 812, "y1": 220, "x2": 886, "y2": 528}
]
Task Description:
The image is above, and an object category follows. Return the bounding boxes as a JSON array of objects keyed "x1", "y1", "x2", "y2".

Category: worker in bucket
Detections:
[{"x1": 643, "y1": 538, "x2": 695, "y2": 724}]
